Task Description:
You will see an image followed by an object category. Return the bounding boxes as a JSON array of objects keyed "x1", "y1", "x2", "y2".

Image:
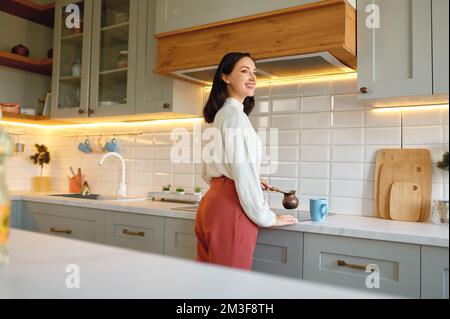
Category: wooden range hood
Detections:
[{"x1": 155, "y1": 0, "x2": 356, "y2": 85}]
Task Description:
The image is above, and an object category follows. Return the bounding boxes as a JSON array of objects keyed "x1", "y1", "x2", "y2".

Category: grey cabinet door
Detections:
[
  {"x1": 135, "y1": 0, "x2": 173, "y2": 115},
  {"x1": 357, "y1": 0, "x2": 433, "y2": 100},
  {"x1": 163, "y1": 218, "x2": 197, "y2": 260},
  {"x1": 303, "y1": 233, "x2": 421, "y2": 298},
  {"x1": 24, "y1": 201, "x2": 105, "y2": 243},
  {"x1": 421, "y1": 246, "x2": 449, "y2": 299},
  {"x1": 252, "y1": 229, "x2": 303, "y2": 279},
  {"x1": 432, "y1": 0, "x2": 449, "y2": 95},
  {"x1": 155, "y1": 0, "x2": 347, "y2": 34},
  {"x1": 10, "y1": 200, "x2": 21, "y2": 229}
]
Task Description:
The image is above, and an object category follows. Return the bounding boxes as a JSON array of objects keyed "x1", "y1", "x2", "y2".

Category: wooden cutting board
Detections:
[
  {"x1": 375, "y1": 149, "x2": 432, "y2": 221},
  {"x1": 389, "y1": 182, "x2": 422, "y2": 221}
]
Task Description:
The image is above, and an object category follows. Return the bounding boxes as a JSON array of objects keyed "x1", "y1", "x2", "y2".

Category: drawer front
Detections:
[
  {"x1": 252, "y1": 229, "x2": 303, "y2": 279},
  {"x1": 164, "y1": 218, "x2": 196, "y2": 260},
  {"x1": 421, "y1": 245, "x2": 449, "y2": 299},
  {"x1": 104, "y1": 211, "x2": 164, "y2": 254},
  {"x1": 25, "y1": 202, "x2": 104, "y2": 243},
  {"x1": 304, "y1": 233, "x2": 420, "y2": 298}
]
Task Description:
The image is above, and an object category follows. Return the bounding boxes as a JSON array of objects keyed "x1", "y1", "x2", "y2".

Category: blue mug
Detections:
[
  {"x1": 78, "y1": 139, "x2": 92, "y2": 153},
  {"x1": 310, "y1": 198, "x2": 328, "y2": 222},
  {"x1": 104, "y1": 138, "x2": 119, "y2": 152}
]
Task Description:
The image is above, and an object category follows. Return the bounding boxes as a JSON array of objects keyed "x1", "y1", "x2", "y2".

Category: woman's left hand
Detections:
[{"x1": 260, "y1": 178, "x2": 272, "y2": 191}]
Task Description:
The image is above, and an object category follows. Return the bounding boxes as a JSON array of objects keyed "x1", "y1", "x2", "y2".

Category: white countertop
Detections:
[
  {"x1": 0, "y1": 229, "x2": 401, "y2": 298},
  {"x1": 11, "y1": 191, "x2": 449, "y2": 248}
]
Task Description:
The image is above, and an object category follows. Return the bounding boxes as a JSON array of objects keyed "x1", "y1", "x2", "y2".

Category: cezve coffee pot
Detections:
[{"x1": 267, "y1": 186, "x2": 299, "y2": 209}]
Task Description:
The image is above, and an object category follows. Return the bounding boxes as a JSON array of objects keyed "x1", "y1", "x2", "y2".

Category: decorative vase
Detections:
[
  {"x1": 11, "y1": 44, "x2": 29, "y2": 57},
  {"x1": 32, "y1": 176, "x2": 51, "y2": 192}
]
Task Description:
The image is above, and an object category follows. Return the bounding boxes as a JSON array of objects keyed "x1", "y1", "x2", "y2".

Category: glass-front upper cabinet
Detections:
[
  {"x1": 51, "y1": 0, "x2": 93, "y2": 118},
  {"x1": 89, "y1": 0, "x2": 137, "y2": 117}
]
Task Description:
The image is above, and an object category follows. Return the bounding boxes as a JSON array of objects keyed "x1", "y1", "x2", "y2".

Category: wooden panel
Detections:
[
  {"x1": 304, "y1": 233, "x2": 421, "y2": 298},
  {"x1": 432, "y1": 0, "x2": 449, "y2": 94},
  {"x1": 163, "y1": 217, "x2": 196, "y2": 260},
  {"x1": 252, "y1": 229, "x2": 303, "y2": 279},
  {"x1": 155, "y1": 0, "x2": 356, "y2": 74},
  {"x1": 104, "y1": 211, "x2": 165, "y2": 254},
  {"x1": 421, "y1": 245, "x2": 449, "y2": 299},
  {"x1": 375, "y1": 149, "x2": 432, "y2": 221}
]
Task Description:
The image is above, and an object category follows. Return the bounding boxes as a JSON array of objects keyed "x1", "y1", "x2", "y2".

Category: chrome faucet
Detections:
[{"x1": 98, "y1": 152, "x2": 127, "y2": 197}]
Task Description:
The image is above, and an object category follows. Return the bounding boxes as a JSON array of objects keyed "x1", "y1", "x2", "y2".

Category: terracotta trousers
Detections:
[{"x1": 195, "y1": 176, "x2": 258, "y2": 270}]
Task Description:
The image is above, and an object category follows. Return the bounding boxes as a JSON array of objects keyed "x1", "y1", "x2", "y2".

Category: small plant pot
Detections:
[
  {"x1": 176, "y1": 191, "x2": 185, "y2": 196},
  {"x1": 32, "y1": 176, "x2": 51, "y2": 192},
  {"x1": 194, "y1": 192, "x2": 202, "y2": 197}
]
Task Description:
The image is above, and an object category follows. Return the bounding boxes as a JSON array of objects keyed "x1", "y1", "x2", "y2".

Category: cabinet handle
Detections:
[
  {"x1": 360, "y1": 87, "x2": 369, "y2": 94},
  {"x1": 163, "y1": 103, "x2": 170, "y2": 109},
  {"x1": 336, "y1": 259, "x2": 367, "y2": 270},
  {"x1": 122, "y1": 229, "x2": 145, "y2": 237},
  {"x1": 50, "y1": 227, "x2": 72, "y2": 235},
  {"x1": 78, "y1": 108, "x2": 85, "y2": 114},
  {"x1": 88, "y1": 108, "x2": 94, "y2": 115}
]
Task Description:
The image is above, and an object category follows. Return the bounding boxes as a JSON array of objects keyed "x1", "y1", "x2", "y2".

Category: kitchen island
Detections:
[{"x1": 0, "y1": 229, "x2": 399, "y2": 299}]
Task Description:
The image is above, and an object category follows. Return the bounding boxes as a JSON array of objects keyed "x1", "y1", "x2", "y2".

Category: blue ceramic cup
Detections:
[
  {"x1": 310, "y1": 198, "x2": 328, "y2": 222},
  {"x1": 104, "y1": 138, "x2": 118, "y2": 152},
  {"x1": 78, "y1": 139, "x2": 92, "y2": 153}
]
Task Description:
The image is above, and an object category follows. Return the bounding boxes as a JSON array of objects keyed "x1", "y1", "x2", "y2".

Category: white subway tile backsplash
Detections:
[
  {"x1": 173, "y1": 163, "x2": 195, "y2": 174},
  {"x1": 272, "y1": 98, "x2": 299, "y2": 112},
  {"x1": 269, "y1": 177, "x2": 298, "y2": 193},
  {"x1": 365, "y1": 110, "x2": 401, "y2": 127},
  {"x1": 332, "y1": 94, "x2": 364, "y2": 111},
  {"x1": 135, "y1": 147, "x2": 153, "y2": 160},
  {"x1": 299, "y1": 178, "x2": 329, "y2": 196},
  {"x1": 299, "y1": 162, "x2": 330, "y2": 179},
  {"x1": 152, "y1": 173, "x2": 171, "y2": 187},
  {"x1": 271, "y1": 83, "x2": 299, "y2": 97},
  {"x1": 254, "y1": 99, "x2": 270, "y2": 113},
  {"x1": 403, "y1": 126, "x2": 444, "y2": 145},
  {"x1": 364, "y1": 145, "x2": 400, "y2": 163},
  {"x1": 330, "y1": 197, "x2": 364, "y2": 215},
  {"x1": 300, "y1": 145, "x2": 331, "y2": 162},
  {"x1": 331, "y1": 163, "x2": 364, "y2": 180},
  {"x1": 271, "y1": 114, "x2": 300, "y2": 129},
  {"x1": 173, "y1": 174, "x2": 195, "y2": 189},
  {"x1": 272, "y1": 147, "x2": 299, "y2": 161},
  {"x1": 443, "y1": 125, "x2": 448, "y2": 143},
  {"x1": 331, "y1": 145, "x2": 364, "y2": 162},
  {"x1": 444, "y1": 183, "x2": 449, "y2": 201},
  {"x1": 363, "y1": 163, "x2": 376, "y2": 181},
  {"x1": 301, "y1": 129, "x2": 331, "y2": 145},
  {"x1": 254, "y1": 86, "x2": 270, "y2": 98},
  {"x1": 301, "y1": 96, "x2": 331, "y2": 112},
  {"x1": 153, "y1": 146, "x2": 172, "y2": 160},
  {"x1": 153, "y1": 160, "x2": 172, "y2": 173},
  {"x1": 331, "y1": 77, "x2": 358, "y2": 95},
  {"x1": 332, "y1": 128, "x2": 364, "y2": 145},
  {"x1": 300, "y1": 112, "x2": 331, "y2": 129},
  {"x1": 133, "y1": 172, "x2": 152, "y2": 185},
  {"x1": 300, "y1": 80, "x2": 330, "y2": 97},
  {"x1": 332, "y1": 111, "x2": 364, "y2": 128},
  {"x1": 363, "y1": 181, "x2": 374, "y2": 199},
  {"x1": 275, "y1": 130, "x2": 299, "y2": 146},
  {"x1": 402, "y1": 109, "x2": 443, "y2": 126},
  {"x1": 271, "y1": 162, "x2": 299, "y2": 178},
  {"x1": 363, "y1": 199, "x2": 376, "y2": 217},
  {"x1": 331, "y1": 180, "x2": 364, "y2": 198},
  {"x1": 365, "y1": 127, "x2": 401, "y2": 145},
  {"x1": 249, "y1": 116, "x2": 269, "y2": 128},
  {"x1": 432, "y1": 182, "x2": 444, "y2": 200}
]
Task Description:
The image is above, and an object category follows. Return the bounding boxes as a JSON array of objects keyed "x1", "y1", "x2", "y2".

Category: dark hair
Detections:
[{"x1": 203, "y1": 52, "x2": 255, "y2": 123}]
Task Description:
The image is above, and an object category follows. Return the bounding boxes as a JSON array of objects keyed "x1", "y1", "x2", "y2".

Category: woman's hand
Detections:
[
  {"x1": 273, "y1": 214, "x2": 299, "y2": 226},
  {"x1": 260, "y1": 178, "x2": 272, "y2": 191}
]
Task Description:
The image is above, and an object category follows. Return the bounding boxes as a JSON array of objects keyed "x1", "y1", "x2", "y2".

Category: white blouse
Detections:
[{"x1": 201, "y1": 97, "x2": 276, "y2": 227}]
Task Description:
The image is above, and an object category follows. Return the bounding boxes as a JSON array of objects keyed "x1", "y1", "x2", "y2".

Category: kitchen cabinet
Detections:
[
  {"x1": 357, "y1": 0, "x2": 433, "y2": 101},
  {"x1": 155, "y1": 0, "x2": 355, "y2": 34},
  {"x1": 23, "y1": 201, "x2": 105, "y2": 243},
  {"x1": 421, "y1": 245, "x2": 449, "y2": 299},
  {"x1": 432, "y1": 0, "x2": 449, "y2": 95},
  {"x1": 52, "y1": 0, "x2": 138, "y2": 119},
  {"x1": 10, "y1": 200, "x2": 21, "y2": 229},
  {"x1": 303, "y1": 233, "x2": 421, "y2": 298},
  {"x1": 163, "y1": 217, "x2": 197, "y2": 260},
  {"x1": 135, "y1": 0, "x2": 204, "y2": 116},
  {"x1": 104, "y1": 211, "x2": 165, "y2": 253},
  {"x1": 252, "y1": 229, "x2": 303, "y2": 279}
]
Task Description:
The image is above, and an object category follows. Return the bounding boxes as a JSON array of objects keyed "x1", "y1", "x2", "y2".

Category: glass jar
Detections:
[
  {"x1": 0, "y1": 130, "x2": 12, "y2": 265},
  {"x1": 72, "y1": 57, "x2": 81, "y2": 77},
  {"x1": 117, "y1": 51, "x2": 128, "y2": 69}
]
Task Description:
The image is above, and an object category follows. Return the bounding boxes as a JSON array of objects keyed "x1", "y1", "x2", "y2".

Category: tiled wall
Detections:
[{"x1": 2, "y1": 76, "x2": 449, "y2": 218}]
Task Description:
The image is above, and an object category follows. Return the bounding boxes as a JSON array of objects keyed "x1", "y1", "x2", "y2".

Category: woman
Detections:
[{"x1": 195, "y1": 52, "x2": 299, "y2": 270}]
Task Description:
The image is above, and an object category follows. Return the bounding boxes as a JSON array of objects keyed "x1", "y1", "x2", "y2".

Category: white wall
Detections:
[{"x1": 2, "y1": 77, "x2": 448, "y2": 218}]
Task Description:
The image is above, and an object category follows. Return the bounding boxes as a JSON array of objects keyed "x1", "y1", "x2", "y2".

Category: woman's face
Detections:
[{"x1": 222, "y1": 56, "x2": 257, "y2": 101}]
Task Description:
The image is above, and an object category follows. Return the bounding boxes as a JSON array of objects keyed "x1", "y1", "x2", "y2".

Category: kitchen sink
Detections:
[{"x1": 49, "y1": 194, "x2": 146, "y2": 202}]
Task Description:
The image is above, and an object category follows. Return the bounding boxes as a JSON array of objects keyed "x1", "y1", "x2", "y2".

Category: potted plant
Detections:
[
  {"x1": 194, "y1": 186, "x2": 202, "y2": 196},
  {"x1": 432, "y1": 151, "x2": 449, "y2": 224},
  {"x1": 29, "y1": 144, "x2": 51, "y2": 192},
  {"x1": 162, "y1": 184, "x2": 171, "y2": 193},
  {"x1": 175, "y1": 187, "x2": 185, "y2": 195},
  {"x1": 437, "y1": 151, "x2": 449, "y2": 171}
]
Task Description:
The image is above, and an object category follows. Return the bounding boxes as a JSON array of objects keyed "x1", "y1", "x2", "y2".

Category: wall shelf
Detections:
[
  {"x1": 0, "y1": 0, "x2": 54, "y2": 28},
  {"x1": 0, "y1": 51, "x2": 52, "y2": 76}
]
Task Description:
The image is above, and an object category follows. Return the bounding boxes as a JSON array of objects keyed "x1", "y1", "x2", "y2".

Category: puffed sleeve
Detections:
[{"x1": 221, "y1": 110, "x2": 276, "y2": 227}]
